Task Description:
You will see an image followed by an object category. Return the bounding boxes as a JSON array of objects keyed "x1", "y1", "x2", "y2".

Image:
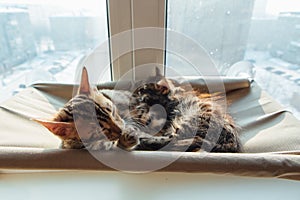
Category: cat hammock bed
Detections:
[{"x1": 1, "y1": 77, "x2": 300, "y2": 181}]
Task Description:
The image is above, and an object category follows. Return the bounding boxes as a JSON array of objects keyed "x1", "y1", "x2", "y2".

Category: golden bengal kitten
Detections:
[{"x1": 34, "y1": 67, "x2": 242, "y2": 152}]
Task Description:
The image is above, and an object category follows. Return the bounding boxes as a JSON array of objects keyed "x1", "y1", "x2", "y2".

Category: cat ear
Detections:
[
  {"x1": 33, "y1": 118, "x2": 76, "y2": 139},
  {"x1": 157, "y1": 78, "x2": 170, "y2": 88},
  {"x1": 79, "y1": 67, "x2": 91, "y2": 95},
  {"x1": 155, "y1": 66, "x2": 163, "y2": 77},
  {"x1": 157, "y1": 76, "x2": 176, "y2": 90},
  {"x1": 155, "y1": 66, "x2": 172, "y2": 88}
]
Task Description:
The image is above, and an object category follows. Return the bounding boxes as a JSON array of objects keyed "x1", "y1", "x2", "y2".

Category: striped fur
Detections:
[{"x1": 35, "y1": 67, "x2": 242, "y2": 152}]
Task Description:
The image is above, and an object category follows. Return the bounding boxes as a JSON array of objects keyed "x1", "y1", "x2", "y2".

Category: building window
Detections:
[{"x1": 166, "y1": 0, "x2": 300, "y2": 119}]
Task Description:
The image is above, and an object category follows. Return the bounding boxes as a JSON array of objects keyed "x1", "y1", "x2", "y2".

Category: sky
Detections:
[
  {"x1": 0, "y1": 0, "x2": 105, "y2": 11},
  {"x1": 0, "y1": 0, "x2": 300, "y2": 16},
  {"x1": 265, "y1": 0, "x2": 300, "y2": 15}
]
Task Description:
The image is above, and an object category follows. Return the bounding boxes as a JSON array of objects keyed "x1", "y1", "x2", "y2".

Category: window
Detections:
[
  {"x1": 1, "y1": 0, "x2": 300, "y2": 119},
  {"x1": 166, "y1": 0, "x2": 300, "y2": 119},
  {"x1": 0, "y1": 0, "x2": 109, "y2": 102}
]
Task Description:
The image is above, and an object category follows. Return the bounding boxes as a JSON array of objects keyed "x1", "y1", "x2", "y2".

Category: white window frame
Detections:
[{"x1": 107, "y1": 0, "x2": 166, "y2": 81}]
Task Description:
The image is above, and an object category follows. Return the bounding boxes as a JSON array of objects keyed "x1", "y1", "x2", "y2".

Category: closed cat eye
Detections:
[{"x1": 106, "y1": 107, "x2": 112, "y2": 113}]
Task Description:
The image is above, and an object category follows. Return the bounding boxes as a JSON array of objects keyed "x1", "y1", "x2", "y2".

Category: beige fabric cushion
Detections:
[{"x1": 0, "y1": 77, "x2": 300, "y2": 180}]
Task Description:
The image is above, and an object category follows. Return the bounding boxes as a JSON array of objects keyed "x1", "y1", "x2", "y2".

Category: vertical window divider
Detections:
[
  {"x1": 106, "y1": 0, "x2": 113, "y2": 81},
  {"x1": 107, "y1": 0, "x2": 166, "y2": 81},
  {"x1": 130, "y1": 0, "x2": 136, "y2": 80}
]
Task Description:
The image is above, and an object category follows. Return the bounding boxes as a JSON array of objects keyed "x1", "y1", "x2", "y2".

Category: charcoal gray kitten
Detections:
[{"x1": 127, "y1": 71, "x2": 241, "y2": 152}]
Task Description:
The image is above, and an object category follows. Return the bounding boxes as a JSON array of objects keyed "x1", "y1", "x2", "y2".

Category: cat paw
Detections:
[
  {"x1": 117, "y1": 127, "x2": 138, "y2": 150},
  {"x1": 86, "y1": 140, "x2": 116, "y2": 151}
]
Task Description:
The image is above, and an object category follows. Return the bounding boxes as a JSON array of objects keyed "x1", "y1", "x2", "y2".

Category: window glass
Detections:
[
  {"x1": 167, "y1": 0, "x2": 300, "y2": 119},
  {"x1": 0, "y1": 0, "x2": 109, "y2": 102}
]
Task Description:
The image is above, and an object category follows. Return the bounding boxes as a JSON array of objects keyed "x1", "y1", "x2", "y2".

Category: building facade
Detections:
[
  {"x1": 0, "y1": 7, "x2": 36, "y2": 73},
  {"x1": 49, "y1": 15, "x2": 104, "y2": 51},
  {"x1": 168, "y1": 0, "x2": 255, "y2": 72},
  {"x1": 270, "y1": 12, "x2": 300, "y2": 64}
]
